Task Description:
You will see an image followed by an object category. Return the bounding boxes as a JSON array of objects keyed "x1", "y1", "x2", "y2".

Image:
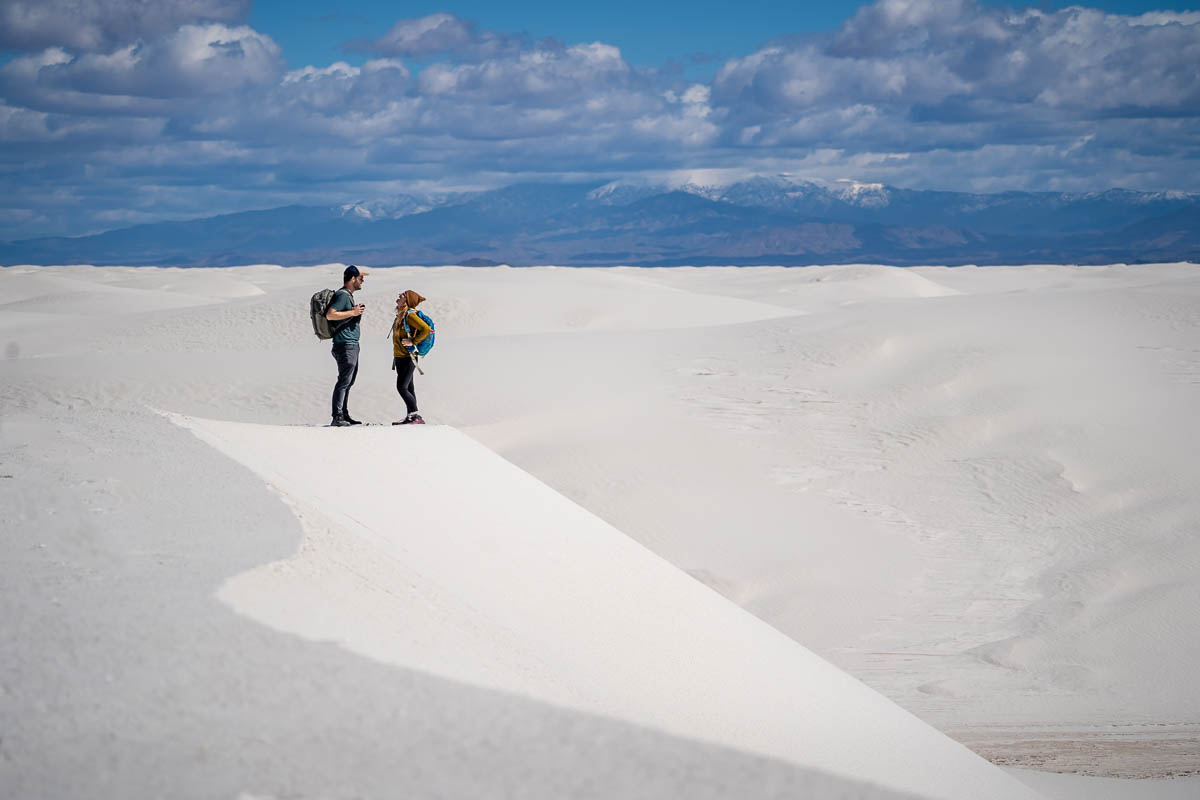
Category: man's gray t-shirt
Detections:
[{"x1": 329, "y1": 288, "x2": 360, "y2": 344}]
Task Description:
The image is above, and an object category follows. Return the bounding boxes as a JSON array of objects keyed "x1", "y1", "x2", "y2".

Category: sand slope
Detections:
[
  {"x1": 171, "y1": 416, "x2": 1041, "y2": 800},
  {"x1": 0, "y1": 406, "x2": 926, "y2": 800}
]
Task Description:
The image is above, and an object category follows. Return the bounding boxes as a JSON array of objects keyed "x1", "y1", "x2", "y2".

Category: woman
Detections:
[{"x1": 392, "y1": 289, "x2": 431, "y2": 425}]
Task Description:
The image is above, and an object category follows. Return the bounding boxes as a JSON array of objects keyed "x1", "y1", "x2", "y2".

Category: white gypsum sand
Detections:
[
  {"x1": 1, "y1": 409, "x2": 936, "y2": 800},
  {"x1": 440, "y1": 263, "x2": 1200, "y2": 776},
  {"x1": 173, "y1": 417, "x2": 1037, "y2": 800},
  {"x1": 1, "y1": 262, "x2": 1198, "y2": 797}
]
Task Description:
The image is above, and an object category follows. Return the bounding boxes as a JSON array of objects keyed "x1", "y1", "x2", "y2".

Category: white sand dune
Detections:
[
  {"x1": 2, "y1": 407, "x2": 933, "y2": 800},
  {"x1": 435, "y1": 263, "x2": 1200, "y2": 774},
  {"x1": 171, "y1": 415, "x2": 1039, "y2": 800},
  {"x1": 2, "y1": 262, "x2": 1198, "y2": 798}
]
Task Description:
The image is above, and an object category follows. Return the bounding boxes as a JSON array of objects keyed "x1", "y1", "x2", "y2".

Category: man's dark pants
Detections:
[{"x1": 331, "y1": 342, "x2": 360, "y2": 420}]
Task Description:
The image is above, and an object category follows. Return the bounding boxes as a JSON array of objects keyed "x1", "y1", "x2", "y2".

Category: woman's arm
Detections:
[{"x1": 407, "y1": 311, "x2": 432, "y2": 343}]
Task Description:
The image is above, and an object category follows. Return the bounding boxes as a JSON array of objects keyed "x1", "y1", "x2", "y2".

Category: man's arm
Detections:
[
  {"x1": 326, "y1": 305, "x2": 364, "y2": 321},
  {"x1": 325, "y1": 290, "x2": 364, "y2": 321}
]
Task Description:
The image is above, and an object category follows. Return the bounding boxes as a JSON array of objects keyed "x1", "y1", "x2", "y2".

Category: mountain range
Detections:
[{"x1": 4, "y1": 176, "x2": 1199, "y2": 267}]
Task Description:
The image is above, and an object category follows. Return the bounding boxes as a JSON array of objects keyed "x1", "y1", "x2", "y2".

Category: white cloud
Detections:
[
  {"x1": 350, "y1": 12, "x2": 526, "y2": 60},
  {"x1": 363, "y1": 13, "x2": 477, "y2": 57},
  {"x1": 412, "y1": 42, "x2": 633, "y2": 105},
  {"x1": 681, "y1": 85, "x2": 710, "y2": 106},
  {"x1": 284, "y1": 62, "x2": 361, "y2": 84},
  {"x1": 2, "y1": 1, "x2": 1199, "y2": 240},
  {"x1": 1128, "y1": 11, "x2": 1200, "y2": 27},
  {"x1": 0, "y1": 0, "x2": 249, "y2": 52},
  {"x1": 633, "y1": 113, "x2": 717, "y2": 147},
  {"x1": 364, "y1": 58, "x2": 410, "y2": 75},
  {"x1": 711, "y1": 0, "x2": 1200, "y2": 158},
  {"x1": 0, "y1": 24, "x2": 284, "y2": 110}
]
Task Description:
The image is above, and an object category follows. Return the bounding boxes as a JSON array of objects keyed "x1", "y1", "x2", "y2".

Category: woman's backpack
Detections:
[{"x1": 403, "y1": 309, "x2": 436, "y2": 356}]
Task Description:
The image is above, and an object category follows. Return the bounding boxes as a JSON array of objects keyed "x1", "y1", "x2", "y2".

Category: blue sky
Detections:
[
  {"x1": 2, "y1": 0, "x2": 1199, "y2": 239},
  {"x1": 250, "y1": 0, "x2": 1200, "y2": 72},
  {"x1": 249, "y1": 1, "x2": 878, "y2": 73}
]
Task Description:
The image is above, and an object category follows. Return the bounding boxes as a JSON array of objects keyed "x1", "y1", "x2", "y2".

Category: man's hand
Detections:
[{"x1": 353, "y1": 303, "x2": 365, "y2": 316}]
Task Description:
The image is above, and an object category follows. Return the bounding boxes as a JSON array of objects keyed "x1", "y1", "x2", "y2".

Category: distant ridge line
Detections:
[{"x1": 4, "y1": 178, "x2": 1198, "y2": 267}]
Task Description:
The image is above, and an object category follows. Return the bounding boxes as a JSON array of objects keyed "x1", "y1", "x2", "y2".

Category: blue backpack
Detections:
[{"x1": 403, "y1": 309, "x2": 436, "y2": 356}]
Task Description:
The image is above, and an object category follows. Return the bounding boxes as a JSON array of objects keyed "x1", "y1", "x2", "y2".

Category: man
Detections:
[{"x1": 325, "y1": 264, "x2": 368, "y2": 426}]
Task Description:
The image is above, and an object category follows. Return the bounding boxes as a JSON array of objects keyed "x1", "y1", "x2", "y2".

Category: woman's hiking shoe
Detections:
[{"x1": 392, "y1": 413, "x2": 425, "y2": 425}]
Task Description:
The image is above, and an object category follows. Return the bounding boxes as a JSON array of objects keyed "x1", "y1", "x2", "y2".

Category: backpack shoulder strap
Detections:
[{"x1": 390, "y1": 309, "x2": 412, "y2": 339}]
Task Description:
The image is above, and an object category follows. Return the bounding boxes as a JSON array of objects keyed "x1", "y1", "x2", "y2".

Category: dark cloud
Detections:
[{"x1": 0, "y1": 0, "x2": 249, "y2": 53}]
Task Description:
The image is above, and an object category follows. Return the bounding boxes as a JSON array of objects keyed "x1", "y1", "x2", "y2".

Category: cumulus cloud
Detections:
[
  {"x1": 247, "y1": 43, "x2": 703, "y2": 161},
  {"x1": 0, "y1": 0, "x2": 249, "y2": 53},
  {"x1": 714, "y1": 0, "x2": 1200, "y2": 145},
  {"x1": 347, "y1": 12, "x2": 527, "y2": 60},
  {"x1": 2, "y1": 1, "x2": 1199, "y2": 240},
  {"x1": 416, "y1": 42, "x2": 633, "y2": 104},
  {"x1": 0, "y1": 24, "x2": 283, "y2": 119},
  {"x1": 278, "y1": 59, "x2": 411, "y2": 116},
  {"x1": 695, "y1": 0, "x2": 1200, "y2": 204},
  {"x1": 0, "y1": 12, "x2": 708, "y2": 225}
]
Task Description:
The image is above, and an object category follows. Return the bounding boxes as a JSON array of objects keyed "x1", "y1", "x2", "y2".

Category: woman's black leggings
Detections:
[{"x1": 394, "y1": 356, "x2": 418, "y2": 415}]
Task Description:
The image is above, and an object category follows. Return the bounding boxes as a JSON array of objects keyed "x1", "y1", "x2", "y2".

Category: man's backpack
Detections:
[
  {"x1": 403, "y1": 309, "x2": 436, "y2": 356},
  {"x1": 310, "y1": 288, "x2": 337, "y2": 340}
]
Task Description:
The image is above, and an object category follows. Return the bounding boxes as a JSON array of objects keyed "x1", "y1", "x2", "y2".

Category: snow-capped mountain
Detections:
[
  {"x1": 338, "y1": 192, "x2": 470, "y2": 221},
  {"x1": 588, "y1": 175, "x2": 894, "y2": 213},
  {"x1": 5, "y1": 176, "x2": 1198, "y2": 267}
]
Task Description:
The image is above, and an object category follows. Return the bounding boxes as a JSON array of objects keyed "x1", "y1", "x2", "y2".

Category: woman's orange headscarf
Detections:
[{"x1": 402, "y1": 290, "x2": 425, "y2": 308}]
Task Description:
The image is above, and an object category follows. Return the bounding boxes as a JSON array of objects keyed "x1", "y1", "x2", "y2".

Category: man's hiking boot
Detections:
[
  {"x1": 343, "y1": 413, "x2": 363, "y2": 425},
  {"x1": 330, "y1": 417, "x2": 353, "y2": 427}
]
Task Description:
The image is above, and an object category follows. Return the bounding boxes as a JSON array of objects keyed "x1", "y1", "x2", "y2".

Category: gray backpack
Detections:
[{"x1": 310, "y1": 288, "x2": 337, "y2": 339}]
